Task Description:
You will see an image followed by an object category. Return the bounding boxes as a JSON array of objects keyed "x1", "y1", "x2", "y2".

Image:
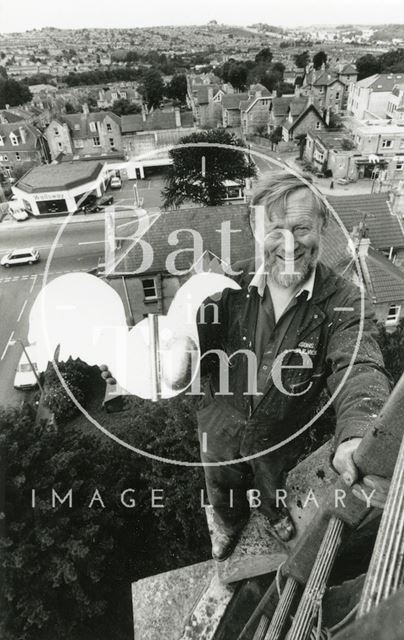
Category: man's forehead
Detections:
[{"x1": 271, "y1": 189, "x2": 317, "y2": 221}]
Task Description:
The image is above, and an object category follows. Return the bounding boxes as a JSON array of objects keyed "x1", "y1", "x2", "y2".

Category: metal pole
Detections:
[
  {"x1": 121, "y1": 276, "x2": 134, "y2": 326},
  {"x1": 148, "y1": 314, "x2": 160, "y2": 402}
]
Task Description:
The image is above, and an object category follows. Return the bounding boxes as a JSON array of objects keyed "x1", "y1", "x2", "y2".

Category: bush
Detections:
[{"x1": 43, "y1": 359, "x2": 91, "y2": 424}]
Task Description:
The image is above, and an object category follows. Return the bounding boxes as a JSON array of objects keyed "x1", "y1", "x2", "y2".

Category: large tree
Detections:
[
  {"x1": 294, "y1": 50, "x2": 310, "y2": 69},
  {"x1": 166, "y1": 73, "x2": 187, "y2": 103},
  {"x1": 313, "y1": 50, "x2": 327, "y2": 70},
  {"x1": 356, "y1": 54, "x2": 381, "y2": 80},
  {"x1": 0, "y1": 369, "x2": 209, "y2": 640},
  {"x1": 255, "y1": 47, "x2": 273, "y2": 65},
  {"x1": 0, "y1": 79, "x2": 32, "y2": 108},
  {"x1": 162, "y1": 128, "x2": 256, "y2": 209},
  {"x1": 142, "y1": 68, "x2": 165, "y2": 109},
  {"x1": 110, "y1": 98, "x2": 142, "y2": 116},
  {"x1": 228, "y1": 62, "x2": 248, "y2": 91}
]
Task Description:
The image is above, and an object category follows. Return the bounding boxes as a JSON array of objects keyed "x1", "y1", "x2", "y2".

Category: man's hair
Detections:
[{"x1": 251, "y1": 170, "x2": 329, "y2": 230}]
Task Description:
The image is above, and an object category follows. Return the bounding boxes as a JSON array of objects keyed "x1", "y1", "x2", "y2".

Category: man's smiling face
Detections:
[{"x1": 252, "y1": 188, "x2": 323, "y2": 288}]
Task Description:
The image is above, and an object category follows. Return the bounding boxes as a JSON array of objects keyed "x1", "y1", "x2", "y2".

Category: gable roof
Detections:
[
  {"x1": 285, "y1": 101, "x2": 325, "y2": 132},
  {"x1": 328, "y1": 193, "x2": 404, "y2": 249},
  {"x1": 121, "y1": 110, "x2": 193, "y2": 134},
  {"x1": 0, "y1": 123, "x2": 41, "y2": 151},
  {"x1": 312, "y1": 72, "x2": 342, "y2": 87},
  {"x1": 61, "y1": 111, "x2": 121, "y2": 138},
  {"x1": 249, "y1": 83, "x2": 271, "y2": 96},
  {"x1": 196, "y1": 84, "x2": 221, "y2": 105},
  {"x1": 222, "y1": 93, "x2": 249, "y2": 110},
  {"x1": 340, "y1": 63, "x2": 357, "y2": 75}
]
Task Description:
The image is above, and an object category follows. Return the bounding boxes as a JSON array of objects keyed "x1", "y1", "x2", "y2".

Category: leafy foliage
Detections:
[
  {"x1": 0, "y1": 369, "x2": 210, "y2": 640},
  {"x1": 0, "y1": 79, "x2": 32, "y2": 109},
  {"x1": 294, "y1": 51, "x2": 310, "y2": 69},
  {"x1": 141, "y1": 69, "x2": 165, "y2": 109},
  {"x1": 355, "y1": 54, "x2": 381, "y2": 80},
  {"x1": 166, "y1": 74, "x2": 187, "y2": 103},
  {"x1": 313, "y1": 51, "x2": 327, "y2": 70},
  {"x1": 162, "y1": 128, "x2": 256, "y2": 209},
  {"x1": 43, "y1": 359, "x2": 92, "y2": 425},
  {"x1": 110, "y1": 98, "x2": 142, "y2": 116}
]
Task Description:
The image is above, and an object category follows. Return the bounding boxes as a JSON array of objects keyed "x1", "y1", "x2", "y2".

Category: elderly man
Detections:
[{"x1": 193, "y1": 170, "x2": 391, "y2": 561}]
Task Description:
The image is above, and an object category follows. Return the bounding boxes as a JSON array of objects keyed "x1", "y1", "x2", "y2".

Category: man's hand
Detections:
[
  {"x1": 332, "y1": 438, "x2": 362, "y2": 486},
  {"x1": 332, "y1": 438, "x2": 391, "y2": 509}
]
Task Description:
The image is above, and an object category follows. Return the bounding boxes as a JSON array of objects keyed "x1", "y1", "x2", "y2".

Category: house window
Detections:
[
  {"x1": 89, "y1": 122, "x2": 97, "y2": 132},
  {"x1": 142, "y1": 278, "x2": 157, "y2": 300},
  {"x1": 3, "y1": 155, "x2": 8, "y2": 161},
  {"x1": 10, "y1": 133, "x2": 19, "y2": 146},
  {"x1": 397, "y1": 161, "x2": 404, "y2": 171},
  {"x1": 109, "y1": 137, "x2": 114, "y2": 147},
  {"x1": 335, "y1": 92, "x2": 340, "y2": 100},
  {"x1": 15, "y1": 152, "x2": 21, "y2": 161},
  {"x1": 74, "y1": 124, "x2": 80, "y2": 130},
  {"x1": 54, "y1": 127, "x2": 59, "y2": 136},
  {"x1": 381, "y1": 139, "x2": 393, "y2": 148},
  {"x1": 106, "y1": 122, "x2": 112, "y2": 131},
  {"x1": 93, "y1": 136, "x2": 100, "y2": 146},
  {"x1": 57, "y1": 142, "x2": 62, "y2": 150},
  {"x1": 386, "y1": 304, "x2": 401, "y2": 326},
  {"x1": 400, "y1": 140, "x2": 404, "y2": 149},
  {"x1": 315, "y1": 121, "x2": 321, "y2": 129},
  {"x1": 74, "y1": 139, "x2": 84, "y2": 148}
]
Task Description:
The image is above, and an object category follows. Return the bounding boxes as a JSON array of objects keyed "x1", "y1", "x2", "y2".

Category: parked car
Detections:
[
  {"x1": 110, "y1": 176, "x2": 122, "y2": 189},
  {"x1": 83, "y1": 195, "x2": 114, "y2": 213},
  {"x1": 1, "y1": 248, "x2": 40, "y2": 268},
  {"x1": 14, "y1": 345, "x2": 39, "y2": 389}
]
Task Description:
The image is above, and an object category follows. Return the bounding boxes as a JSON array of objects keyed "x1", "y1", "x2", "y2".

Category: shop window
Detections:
[{"x1": 142, "y1": 278, "x2": 157, "y2": 301}]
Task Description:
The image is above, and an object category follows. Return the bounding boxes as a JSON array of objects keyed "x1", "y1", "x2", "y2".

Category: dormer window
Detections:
[
  {"x1": 0, "y1": 136, "x2": 4, "y2": 146},
  {"x1": 89, "y1": 122, "x2": 97, "y2": 132}
]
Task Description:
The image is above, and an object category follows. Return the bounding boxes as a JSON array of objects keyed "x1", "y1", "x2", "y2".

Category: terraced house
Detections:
[
  {"x1": 45, "y1": 106, "x2": 123, "y2": 161},
  {"x1": 0, "y1": 122, "x2": 49, "y2": 180}
]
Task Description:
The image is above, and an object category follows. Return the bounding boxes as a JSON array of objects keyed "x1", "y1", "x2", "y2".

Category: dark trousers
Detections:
[{"x1": 198, "y1": 410, "x2": 304, "y2": 536}]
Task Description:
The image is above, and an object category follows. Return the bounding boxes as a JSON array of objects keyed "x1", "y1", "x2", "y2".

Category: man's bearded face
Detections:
[{"x1": 252, "y1": 189, "x2": 323, "y2": 288}]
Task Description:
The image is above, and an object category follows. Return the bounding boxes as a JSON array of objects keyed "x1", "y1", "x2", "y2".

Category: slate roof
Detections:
[
  {"x1": 312, "y1": 72, "x2": 341, "y2": 87},
  {"x1": 0, "y1": 123, "x2": 41, "y2": 151},
  {"x1": 309, "y1": 130, "x2": 356, "y2": 151},
  {"x1": 249, "y1": 83, "x2": 271, "y2": 96},
  {"x1": 114, "y1": 203, "x2": 355, "y2": 277},
  {"x1": 62, "y1": 111, "x2": 121, "y2": 138},
  {"x1": 222, "y1": 93, "x2": 249, "y2": 110},
  {"x1": 15, "y1": 160, "x2": 104, "y2": 193},
  {"x1": 328, "y1": 194, "x2": 404, "y2": 249},
  {"x1": 356, "y1": 73, "x2": 404, "y2": 92},
  {"x1": 271, "y1": 97, "x2": 292, "y2": 117},
  {"x1": 340, "y1": 64, "x2": 357, "y2": 75},
  {"x1": 364, "y1": 247, "x2": 404, "y2": 304},
  {"x1": 121, "y1": 110, "x2": 193, "y2": 134},
  {"x1": 196, "y1": 84, "x2": 220, "y2": 105}
]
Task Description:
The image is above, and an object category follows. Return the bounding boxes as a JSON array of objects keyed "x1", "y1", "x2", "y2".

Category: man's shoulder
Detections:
[
  {"x1": 230, "y1": 257, "x2": 257, "y2": 288},
  {"x1": 315, "y1": 261, "x2": 364, "y2": 306}
]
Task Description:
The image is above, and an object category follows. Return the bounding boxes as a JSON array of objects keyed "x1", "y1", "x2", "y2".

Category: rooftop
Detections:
[
  {"x1": 364, "y1": 247, "x2": 404, "y2": 304},
  {"x1": 15, "y1": 160, "x2": 104, "y2": 193},
  {"x1": 121, "y1": 109, "x2": 193, "y2": 133},
  {"x1": 328, "y1": 193, "x2": 404, "y2": 249},
  {"x1": 356, "y1": 73, "x2": 404, "y2": 92}
]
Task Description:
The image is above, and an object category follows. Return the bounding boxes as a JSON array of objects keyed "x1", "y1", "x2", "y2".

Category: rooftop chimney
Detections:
[
  {"x1": 82, "y1": 103, "x2": 89, "y2": 115},
  {"x1": 19, "y1": 126, "x2": 26, "y2": 144},
  {"x1": 174, "y1": 107, "x2": 181, "y2": 128}
]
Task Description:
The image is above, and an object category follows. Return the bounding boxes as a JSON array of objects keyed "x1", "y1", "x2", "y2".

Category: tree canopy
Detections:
[
  {"x1": 110, "y1": 98, "x2": 142, "y2": 116},
  {"x1": 294, "y1": 51, "x2": 310, "y2": 69},
  {"x1": 255, "y1": 47, "x2": 273, "y2": 65},
  {"x1": 0, "y1": 79, "x2": 32, "y2": 109},
  {"x1": 162, "y1": 128, "x2": 256, "y2": 209},
  {"x1": 141, "y1": 68, "x2": 165, "y2": 109},
  {"x1": 313, "y1": 51, "x2": 327, "y2": 70},
  {"x1": 355, "y1": 53, "x2": 381, "y2": 80},
  {"x1": 166, "y1": 73, "x2": 188, "y2": 103}
]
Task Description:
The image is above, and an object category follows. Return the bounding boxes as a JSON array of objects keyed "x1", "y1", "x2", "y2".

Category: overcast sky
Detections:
[{"x1": 0, "y1": 0, "x2": 403, "y2": 33}]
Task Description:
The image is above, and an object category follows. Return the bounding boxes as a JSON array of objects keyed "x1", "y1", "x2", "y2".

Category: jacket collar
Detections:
[{"x1": 248, "y1": 263, "x2": 316, "y2": 300}]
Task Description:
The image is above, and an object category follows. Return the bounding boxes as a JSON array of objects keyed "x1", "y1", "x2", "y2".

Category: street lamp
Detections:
[{"x1": 11, "y1": 339, "x2": 44, "y2": 393}]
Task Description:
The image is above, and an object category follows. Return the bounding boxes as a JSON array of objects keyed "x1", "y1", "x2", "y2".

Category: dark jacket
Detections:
[{"x1": 196, "y1": 259, "x2": 391, "y2": 457}]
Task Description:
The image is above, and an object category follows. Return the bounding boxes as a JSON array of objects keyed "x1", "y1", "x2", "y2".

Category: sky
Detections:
[{"x1": 0, "y1": 0, "x2": 403, "y2": 33}]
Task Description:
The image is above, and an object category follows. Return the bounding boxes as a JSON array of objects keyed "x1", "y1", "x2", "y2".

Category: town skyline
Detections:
[{"x1": 0, "y1": 0, "x2": 404, "y2": 34}]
